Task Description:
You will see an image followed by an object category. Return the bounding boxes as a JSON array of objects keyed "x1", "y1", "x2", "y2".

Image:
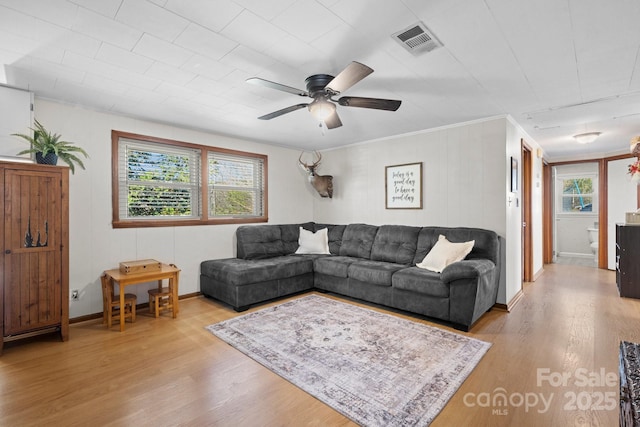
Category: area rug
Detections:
[
  {"x1": 206, "y1": 295, "x2": 491, "y2": 426},
  {"x1": 620, "y1": 341, "x2": 640, "y2": 425}
]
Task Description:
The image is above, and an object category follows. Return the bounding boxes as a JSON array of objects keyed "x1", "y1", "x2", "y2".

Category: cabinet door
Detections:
[
  {"x1": 617, "y1": 225, "x2": 640, "y2": 299},
  {"x1": 4, "y1": 169, "x2": 63, "y2": 335}
]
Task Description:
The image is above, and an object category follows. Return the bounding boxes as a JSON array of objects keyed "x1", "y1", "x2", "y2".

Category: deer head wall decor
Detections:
[{"x1": 299, "y1": 151, "x2": 333, "y2": 198}]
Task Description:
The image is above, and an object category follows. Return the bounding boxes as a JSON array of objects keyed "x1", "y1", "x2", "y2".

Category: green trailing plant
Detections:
[{"x1": 13, "y1": 119, "x2": 89, "y2": 174}]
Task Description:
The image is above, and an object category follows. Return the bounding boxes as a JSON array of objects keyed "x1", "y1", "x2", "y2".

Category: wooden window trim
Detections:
[{"x1": 111, "y1": 130, "x2": 268, "y2": 228}]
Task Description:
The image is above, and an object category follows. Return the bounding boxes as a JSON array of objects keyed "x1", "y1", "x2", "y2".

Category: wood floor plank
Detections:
[{"x1": 0, "y1": 264, "x2": 632, "y2": 426}]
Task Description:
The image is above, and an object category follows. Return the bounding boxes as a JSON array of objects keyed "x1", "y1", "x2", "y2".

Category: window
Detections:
[
  {"x1": 118, "y1": 139, "x2": 201, "y2": 220},
  {"x1": 112, "y1": 130, "x2": 268, "y2": 228},
  {"x1": 208, "y1": 152, "x2": 264, "y2": 218},
  {"x1": 557, "y1": 175, "x2": 596, "y2": 213}
]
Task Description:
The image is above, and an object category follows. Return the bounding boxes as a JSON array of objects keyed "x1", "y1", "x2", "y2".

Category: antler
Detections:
[{"x1": 298, "y1": 151, "x2": 322, "y2": 168}]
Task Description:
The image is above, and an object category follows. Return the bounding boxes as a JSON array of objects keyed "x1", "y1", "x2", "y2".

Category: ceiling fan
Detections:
[{"x1": 246, "y1": 61, "x2": 402, "y2": 129}]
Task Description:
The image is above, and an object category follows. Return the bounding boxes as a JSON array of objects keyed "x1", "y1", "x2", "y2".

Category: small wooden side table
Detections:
[{"x1": 103, "y1": 263, "x2": 180, "y2": 331}]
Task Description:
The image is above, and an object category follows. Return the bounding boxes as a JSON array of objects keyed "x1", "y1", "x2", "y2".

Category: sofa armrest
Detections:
[
  {"x1": 441, "y1": 259, "x2": 495, "y2": 283},
  {"x1": 444, "y1": 259, "x2": 499, "y2": 330}
]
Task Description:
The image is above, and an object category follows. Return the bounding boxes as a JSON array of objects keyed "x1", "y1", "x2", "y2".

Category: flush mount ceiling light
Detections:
[{"x1": 573, "y1": 132, "x2": 601, "y2": 144}]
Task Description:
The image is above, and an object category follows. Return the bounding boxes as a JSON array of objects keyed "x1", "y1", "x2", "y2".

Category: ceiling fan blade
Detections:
[
  {"x1": 324, "y1": 111, "x2": 343, "y2": 129},
  {"x1": 338, "y1": 96, "x2": 402, "y2": 111},
  {"x1": 326, "y1": 61, "x2": 373, "y2": 94},
  {"x1": 246, "y1": 77, "x2": 309, "y2": 97},
  {"x1": 258, "y1": 103, "x2": 309, "y2": 120}
]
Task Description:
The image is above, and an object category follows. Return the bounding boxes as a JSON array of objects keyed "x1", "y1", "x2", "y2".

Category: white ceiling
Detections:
[{"x1": 1, "y1": 0, "x2": 639, "y2": 161}]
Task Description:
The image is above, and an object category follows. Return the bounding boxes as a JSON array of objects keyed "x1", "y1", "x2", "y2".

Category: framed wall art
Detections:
[{"x1": 385, "y1": 162, "x2": 422, "y2": 209}]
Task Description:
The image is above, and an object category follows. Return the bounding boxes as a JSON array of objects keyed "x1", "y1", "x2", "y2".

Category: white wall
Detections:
[
  {"x1": 29, "y1": 99, "x2": 315, "y2": 318},
  {"x1": 555, "y1": 214, "x2": 598, "y2": 255},
  {"x1": 504, "y1": 119, "x2": 531, "y2": 300},
  {"x1": 0, "y1": 85, "x2": 32, "y2": 159},
  {"x1": 313, "y1": 116, "x2": 531, "y2": 305},
  {"x1": 607, "y1": 157, "x2": 639, "y2": 269},
  {"x1": 529, "y1": 145, "x2": 545, "y2": 277},
  {"x1": 505, "y1": 118, "x2": 545, "y2": 281}
]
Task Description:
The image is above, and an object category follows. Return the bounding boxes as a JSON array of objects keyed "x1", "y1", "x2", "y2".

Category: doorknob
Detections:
[{"x1": 5, "y1": 249, "x2": 11, "y2": 254}]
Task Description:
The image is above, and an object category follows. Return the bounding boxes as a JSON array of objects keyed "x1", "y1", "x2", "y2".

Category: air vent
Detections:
[{"x1": 392, "y1": 22, "x2": 442, "y2": 55}]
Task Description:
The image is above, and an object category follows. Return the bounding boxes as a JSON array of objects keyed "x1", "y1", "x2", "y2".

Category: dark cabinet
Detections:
[
  {"x1": 616, "y1": 224, "x2": 640, "y2": 299},
  {"x1": 0, "y1": 161, "x2": 69, "y2": 354}
]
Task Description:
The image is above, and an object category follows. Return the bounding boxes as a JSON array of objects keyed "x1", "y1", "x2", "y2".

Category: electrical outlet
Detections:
[{"x1": 71, "y1": 290, "x2": 79, "y2": 301}]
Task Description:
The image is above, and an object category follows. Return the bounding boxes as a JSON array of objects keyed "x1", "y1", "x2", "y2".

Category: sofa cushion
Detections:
[
  {"x1": 314, "y1": 256, "x2": 360, "y2": 278},
  {"x1": 295, "y1": 227, "x2": 330, "y2": 254},
  {"x1": 392, "y1": 267, "x2": 450, "y2": 298},
  {"x1": 348, "y1": 260, "x2": 405, "y2": 286},
  {"x1": 339, "y1": 224, "x2": 379, "y2": 259},
  {"x1": 416, "y1": 235, "x2": 475, "y2": 273},
  {"x1": 281, "y1": 223, "x2": 315, "y2": 254},
  {"x1": 236, "y1": 225, "x2": 285, "y2": 259},
  {"x1": 314, "y1": 223, "x2": 346, "y2": 255},
  {"x1": 201, "y1": 256, "x2": 313, "y2": 286},
  {"x1": 370, "y1": 225, "x2": 420, "y2": 265},
  {"x1": 413, "y1": 227, "x2": 499, "y2": 267}
]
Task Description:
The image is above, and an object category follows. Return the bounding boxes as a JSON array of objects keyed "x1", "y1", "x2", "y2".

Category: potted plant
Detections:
[{"x1": 13, "y1": 119, "x2": 89, "y2": 174}]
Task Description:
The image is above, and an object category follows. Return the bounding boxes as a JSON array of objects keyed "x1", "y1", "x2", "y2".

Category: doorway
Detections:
[
  {"x1": 552, "y1": 163, "x2": 599, "y2": 267},
  {"x1": 544, "y1": 156, "x2": 639, "y2": 270}
]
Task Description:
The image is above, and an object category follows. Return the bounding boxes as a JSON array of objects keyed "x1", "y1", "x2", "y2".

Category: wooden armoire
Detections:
[{"x1": 0, "y1": 161, "x2": 69, "y2": 354}]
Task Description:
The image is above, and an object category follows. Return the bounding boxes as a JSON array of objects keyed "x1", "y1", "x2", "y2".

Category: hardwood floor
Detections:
[{"x1": 0, "y1": 264, "x2": 636, "y2": 426}]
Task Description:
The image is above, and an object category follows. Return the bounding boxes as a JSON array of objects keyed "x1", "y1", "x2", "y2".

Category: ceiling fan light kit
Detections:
[
  {"x1": 247, "y1": 61, "x2": 402, "y2": 130},
  {"x1": 573, "y1": 132, "x2": 601, "y2": 144},
  {"x1": 308, "y1": 98, "x2": 336, "y2": 121}
]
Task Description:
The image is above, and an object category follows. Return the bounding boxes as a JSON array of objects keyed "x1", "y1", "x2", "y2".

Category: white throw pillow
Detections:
[
  {"x1": 295, "y1": 227, "x2": 330, "y2": 254},
  {"x1": 416, "y1": 235, "x2": 475, "y2": 273}
]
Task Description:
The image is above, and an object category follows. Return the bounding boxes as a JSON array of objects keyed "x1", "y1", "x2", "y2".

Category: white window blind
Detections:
[
  {"x1": 208, "y1": 152, "x2": 264, "y2": 218},
  {"x1": 118, "y1": 139, "x2": 201, "y2": 220}
]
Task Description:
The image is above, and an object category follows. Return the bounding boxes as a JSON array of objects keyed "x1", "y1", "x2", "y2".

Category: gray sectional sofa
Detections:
[{"x1": 200, "y1": 222, "x2": 501, "y2": 331}]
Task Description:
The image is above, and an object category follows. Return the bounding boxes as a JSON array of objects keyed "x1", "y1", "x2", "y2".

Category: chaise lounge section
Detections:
[{"x1": 200, "y1": 222, "x2": 501, "y2": 331}]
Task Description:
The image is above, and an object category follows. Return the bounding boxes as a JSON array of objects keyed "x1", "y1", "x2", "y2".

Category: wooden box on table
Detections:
[{"x1": 119, "y1": 259, "x2": 161, "y2": 275}]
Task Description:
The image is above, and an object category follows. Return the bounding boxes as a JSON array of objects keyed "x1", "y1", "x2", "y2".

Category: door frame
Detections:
[
  {"x1": 521, "y1": 140, "x2": 533, "y2": 282},
  {"x1": 542, "y1": 156, "x2": 635, "y2": 269}
]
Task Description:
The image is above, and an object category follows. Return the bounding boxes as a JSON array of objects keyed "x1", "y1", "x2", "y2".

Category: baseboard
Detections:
[
  {"x1": 70, "y1": 292, "x2": 201, "y2": 324},
  {"x1": 506, "y1": 289, "x2": 524, "y2": 311},
  {"x1": 493, "y1": 289, "x2": 524, "y2": 313},
  {"x1": 533, "y1": 267, "x2": 545, "y2": 281},
  {"x1": 557, "y1": 252, "x2": 594, "y2": 259},
  {"x1": 70, "y1": 312, "x2": 104, "y2": 324}
]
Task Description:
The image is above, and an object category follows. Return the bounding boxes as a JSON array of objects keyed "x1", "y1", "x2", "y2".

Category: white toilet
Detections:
[{"x1": 587, "y1": 227, "x2": 598, "y2": 261}]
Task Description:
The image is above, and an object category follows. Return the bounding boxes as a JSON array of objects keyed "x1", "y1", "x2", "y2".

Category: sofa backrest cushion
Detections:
[
  {"x1": 236, "y1": 225, "x2": 285, "y2": 259},
  {"x1": 413, "y1": 227, "x2": 500, "y2": 267},
  {"x1": 313, "y1": 223, "x2": 346, "y2": 255},
  {"x1": 371, "y1": 225, "x2": 421, "y2": 265},
  {"x1": 280, "y1": 222, "x2": 315, "y2": 254},
  {"x1": 339, "y1": 224, "x2": 379, "y2": 259}
]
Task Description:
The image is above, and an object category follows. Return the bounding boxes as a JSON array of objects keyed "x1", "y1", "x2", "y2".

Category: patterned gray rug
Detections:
[{"x1": 206, "y1": 294, "x2": 490, "y2": 426}]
